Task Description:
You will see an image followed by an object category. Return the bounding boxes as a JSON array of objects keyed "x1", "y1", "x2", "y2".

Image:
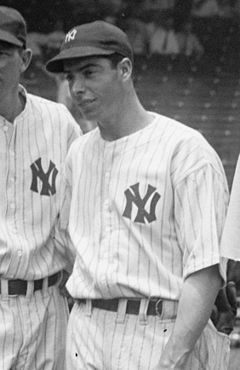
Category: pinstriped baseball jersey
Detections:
[
  {"x1": 0, "y1": 85, "x2": 80, "y2": 280},
  {"x1": 63, "y1": 112, "x2": 229, "y2": 301},
  {"x1": 221, "y1": 154, "x2": 240, "y2": 260}
]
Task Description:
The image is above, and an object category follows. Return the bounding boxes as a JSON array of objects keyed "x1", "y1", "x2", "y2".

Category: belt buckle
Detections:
[{"x1": 155, "y1": 299, "x2": 163, "y2": 317}]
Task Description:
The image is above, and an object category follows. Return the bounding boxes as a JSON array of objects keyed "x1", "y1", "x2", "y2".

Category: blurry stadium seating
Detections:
[{"x1": 134, "y1": 17, "x2": 240, "y2": 187}]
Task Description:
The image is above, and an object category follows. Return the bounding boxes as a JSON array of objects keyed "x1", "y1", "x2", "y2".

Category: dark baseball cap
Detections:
[
  {"x1": 0, "y1": 6, "x2": 27, "y2": 48},
  {"x1": 46, "y1": 20, "x2": 133, "y2": 73}
]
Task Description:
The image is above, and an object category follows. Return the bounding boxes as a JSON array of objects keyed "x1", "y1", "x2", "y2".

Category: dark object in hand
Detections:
[{"x1": 211, "y1": 281, "x2": 237, "y2": 335}]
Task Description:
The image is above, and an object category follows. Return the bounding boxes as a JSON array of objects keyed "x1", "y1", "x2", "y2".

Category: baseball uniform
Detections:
[
  {"x1": 221, "y1": 154, "x2": 240, "y2": 260},
  {"x1": 60, "y1": 112, "x2": 230, "y2": 369},
  {"x1": 0, "y1": 85, "x2": 80, "y2": 370}
]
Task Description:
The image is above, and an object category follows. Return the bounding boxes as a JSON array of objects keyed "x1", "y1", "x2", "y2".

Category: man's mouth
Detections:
[{"x1": 78, "y1": 99, "x2": 96, "y2": 109}]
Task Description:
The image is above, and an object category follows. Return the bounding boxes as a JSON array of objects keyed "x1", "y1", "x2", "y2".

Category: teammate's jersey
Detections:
[
  {"x1": 0, "y1": 85, "x2": 80, "y2": 280},
  {"x1": 63, "y1": 113, "x2": 229, "y2": 301},
  {"x1": 221, "y1": 154, "x2": 240, "y2": 260}
]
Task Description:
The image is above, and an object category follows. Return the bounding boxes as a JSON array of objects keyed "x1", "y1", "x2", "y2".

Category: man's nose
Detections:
[
  {"x1": 0, "y1": 59, "x2": 7, "y2": 68},
  {"x1": 71, "y1": 77, "x2": 85, "y2": 96}
]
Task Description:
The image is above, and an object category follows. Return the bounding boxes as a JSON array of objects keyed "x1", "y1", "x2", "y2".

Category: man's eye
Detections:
[
  {"x1": 84, "y1": 69, "x2": 96, "y2": 77},
  {"x1": 66, "y1": 74, "x2": 73, "y2": 81}
]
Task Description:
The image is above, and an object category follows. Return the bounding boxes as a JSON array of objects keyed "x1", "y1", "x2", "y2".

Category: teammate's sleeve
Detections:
[
  {"x1": 174, "y1": 163, "x2": 229, "y2": 281},
  {"x1": 61, "y1": 104, "x2": 82, "y2": 147},
  {"x1": 55, "y1": 157, "x2": 76, "y2": 273},
  {"x1": 221, "y1": 154, "x2": 240, "y2": 260}
]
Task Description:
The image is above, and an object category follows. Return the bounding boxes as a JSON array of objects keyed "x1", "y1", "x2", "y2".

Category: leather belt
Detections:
[
  {"x1": 78, "y1": 298, "x2": 167, "y2": 316},
  {"x1": 0, "y1": 272, "x2": 61, "y2": 296}
]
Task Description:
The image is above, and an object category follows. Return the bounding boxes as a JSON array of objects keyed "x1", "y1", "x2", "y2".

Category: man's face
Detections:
[
  {"x1": 0, "y1": 41, "x2": 25, "y2": 98},
  {"x1": 64, "y1": 56, "x2": 123, "y2": 123}
]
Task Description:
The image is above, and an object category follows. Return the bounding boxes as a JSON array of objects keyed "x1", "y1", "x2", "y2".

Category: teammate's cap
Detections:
[
  {"x1": 46, "y1": 20, "x2": 133, "y2": 73},
  {"x1": 0, "y1": 6, "x2": 27, "y2": 48}
]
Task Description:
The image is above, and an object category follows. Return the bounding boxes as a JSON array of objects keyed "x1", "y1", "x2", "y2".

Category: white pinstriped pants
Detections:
[
  {"x1": 66, "y1": 299, "x2": 230, "y2": 370},
  {"x1": 0, "y1": 285, "x2": 69, "y2": 370}
]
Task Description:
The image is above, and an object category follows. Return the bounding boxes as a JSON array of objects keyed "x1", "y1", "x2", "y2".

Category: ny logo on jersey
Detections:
[
  {"x1": 30, "y1": 158, "x2": 58, "y2": 196},
  {"x1": 65, "y1": 28, "x2": 77, "y2": 43},
  {"x1": 123, "y1": 183, "x2": 160, "y2": 224}
]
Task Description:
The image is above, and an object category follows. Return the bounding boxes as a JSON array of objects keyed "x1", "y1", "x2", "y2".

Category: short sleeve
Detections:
[
  {"x1": 174, "y1": 164, "x2": 229, "y2": 281},
  {"x1": 61, "y1": 104, "x2": 82, "y2": 148}
]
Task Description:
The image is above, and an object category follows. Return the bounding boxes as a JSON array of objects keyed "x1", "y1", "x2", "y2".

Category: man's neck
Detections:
[
  {"x1": 99, "y1": 95, "x2": 154, "y2": 141},
  {"x1": 0, "y1": 89, "x2": 25, "y2": 123}
]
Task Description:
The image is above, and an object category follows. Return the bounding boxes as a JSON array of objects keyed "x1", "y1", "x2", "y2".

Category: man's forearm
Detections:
[{"x1": 157, "y1": 264, "x2": 222, "y2": 369}]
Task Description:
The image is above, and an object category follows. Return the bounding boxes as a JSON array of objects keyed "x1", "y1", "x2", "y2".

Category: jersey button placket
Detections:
[
  {"x1": 5, "y1": 124, "x2": 22, "y2": 271},
  {"x1": 9, "y1": 128, "x2": 20, "y2": 239},
  {"x1": 104, "y1": 166, "x2": 112, "y2": 229},
  {"x1": 99, "y1": 146, "x2": 112, "y2": 289},
  {"x1": 8, "y1": 148, "x2": 16, "y2": 214}
]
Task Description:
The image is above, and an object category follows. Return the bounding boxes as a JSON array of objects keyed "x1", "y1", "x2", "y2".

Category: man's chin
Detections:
[
  {"x1": 78, "y1": 105, "x2": 98, "y2": 121},
  {"x1": 80, "y1": 110, "x2": 96, "y2": 121}
]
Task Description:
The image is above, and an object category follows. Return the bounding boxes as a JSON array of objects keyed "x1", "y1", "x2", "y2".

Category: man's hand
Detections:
[
  {"x1": 152, "y1": 344, "x2": 188, "y2": 370},
  {"x1": 211, "y1": 281, "x2": 237, "y2": 335},
  {"x1": 58, "y1": 270, "x2": 74, "y2": 309},
  {"x1": 155, "y1": 265, "x2": 222, "y2": 369},
  {"x1": 58, "y1": 270, "x2": 69, "y2": 295}
]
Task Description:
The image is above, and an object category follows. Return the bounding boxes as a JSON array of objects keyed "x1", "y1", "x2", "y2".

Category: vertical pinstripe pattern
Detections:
[
  {"x1": 66, "y1": 303, "x2": 230, "y2": 370},
  {"x1": 0, "y1": 286, "x2": 69, "y2": 370},
  {"x1": 65, "y1": 113, "x2": 229, "y2": 301},
  {"x1": 63, "y1": 112, "x2": 231, "y2": 370},
  {"x1": 0, "y1": 85, "x2": 80, "y2": 369},
  {"x1": 0, "y1": 85, "x2": 80, "y2": 279}
]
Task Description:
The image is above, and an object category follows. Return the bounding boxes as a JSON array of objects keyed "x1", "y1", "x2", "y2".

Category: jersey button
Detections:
[
  {"x1": 100, "y1": 275, "x2": 106, "y2": 284},
  {"x1": 17, "y1": 249, "x2": 22, "y2": 256}
]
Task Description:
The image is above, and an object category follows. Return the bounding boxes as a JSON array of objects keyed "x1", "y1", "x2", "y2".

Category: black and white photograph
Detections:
[{"x1": 0, "y1": 0, "x2": 240, "y2": 369}]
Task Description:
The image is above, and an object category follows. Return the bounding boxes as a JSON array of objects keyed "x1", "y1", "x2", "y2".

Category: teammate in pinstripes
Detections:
[
  {"x1": 47, "y1": 21, "x2": 232, "y2": 369},
  {"x1": 0, "y1": 6, "x2": 80, "y2": 370},
  {"x1": 221, "y1": 155, "x2": 240, "y2": 260}
]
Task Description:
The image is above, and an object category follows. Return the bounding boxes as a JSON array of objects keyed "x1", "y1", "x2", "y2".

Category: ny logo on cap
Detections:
[{"x1": 65, "y1": 29, "x2": 77, "y2": 43}]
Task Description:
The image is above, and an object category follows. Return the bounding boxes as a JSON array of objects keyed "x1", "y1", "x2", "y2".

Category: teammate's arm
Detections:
[
  {"x1": 156, "y1": 264, "x2": 222, "y2": 369},
  {"x1": 54, "y1": 157, "x2": 76, "y2": 273}
]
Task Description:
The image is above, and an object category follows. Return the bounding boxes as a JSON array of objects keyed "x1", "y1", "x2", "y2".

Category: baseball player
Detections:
[
  {"x1": 0, "y1": 7, "x2": 80, "y2": 370},
  {"x1": 47, "y1": 21, "x2": 232, "y2": 369}
]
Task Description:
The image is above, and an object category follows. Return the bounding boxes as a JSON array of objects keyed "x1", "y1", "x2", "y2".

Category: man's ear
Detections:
[
  {"x1": 118, "y1": 57, "x2": 132, "y2": 81},
  {"x1": 20, "y1": 48, "x2": 32, "y2": 73}
]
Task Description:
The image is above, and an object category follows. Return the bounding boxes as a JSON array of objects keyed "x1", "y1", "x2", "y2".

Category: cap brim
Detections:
[
  {"x1": 46, "y1": 46, "x2": 115, "y2": 73},
  {"x1": 0, "y1": 30, "x2": 23, "y2": 47}
]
